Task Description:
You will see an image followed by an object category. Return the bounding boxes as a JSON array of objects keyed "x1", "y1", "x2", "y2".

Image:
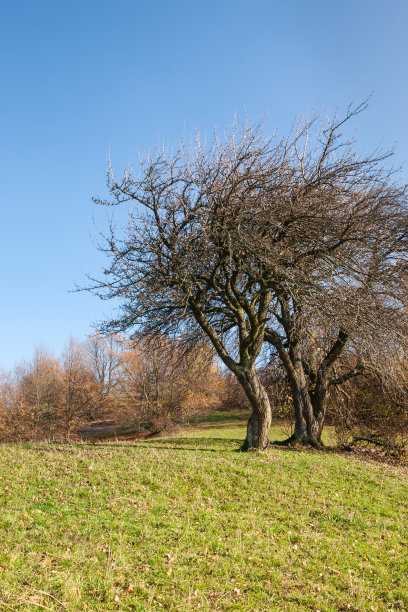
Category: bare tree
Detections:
[
  {"x1": 89, "y1": 103, "x2": 408, "y2": 449},
  {"x1": 118, "y1": 335, "x2": 225, "y2": 431},
  {"x1": 60, "y1": 339, "x2": 100, "y2": 438},
  {"x1": 90, "y1": 125, "x2": 280, "y2": 449},
  {"x1": 87, "y1": 333, "x2": 121, "y2": 413},
  {"x1": 250, "y1": 105, "x2": 408, "y2": 446}
]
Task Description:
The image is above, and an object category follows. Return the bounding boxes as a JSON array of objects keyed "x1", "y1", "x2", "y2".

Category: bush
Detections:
[{"x1": 331, "y1": 374, "x2": 408, "y2": 455}]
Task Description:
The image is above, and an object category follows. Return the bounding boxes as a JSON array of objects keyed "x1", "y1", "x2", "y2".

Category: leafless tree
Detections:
[
  {"x1": 252, "y1": 105, "x2": 408, "y2": 446},
  {"x1": 118, "y1": 335, "x2": 225, "y2": 431},
  {"x1": 60, "y1": 339, "x2": 100, "y2": 437},
  {"x1": 87, "y1": 333, "x2": 122, "y2": 412},
  {"x1": 89, "y1": 102, "x2": 408, "y2": 449}
]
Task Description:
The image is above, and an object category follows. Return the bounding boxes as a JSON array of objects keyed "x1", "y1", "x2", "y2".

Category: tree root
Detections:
[
  {"x1": 272, "y1": 434, "x2": 298, "y2": 447},
  {"x1": 239, "y1": 438, "x2": 271, "y2": 452},
  {"x1": 272, "y1": 435, "x2": 325, "y2": 449}
]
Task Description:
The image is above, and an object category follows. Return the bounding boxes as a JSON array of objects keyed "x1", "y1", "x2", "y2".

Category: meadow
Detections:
[{"x1": 0, "y1": 412, "x2": 407, "y2": 611}]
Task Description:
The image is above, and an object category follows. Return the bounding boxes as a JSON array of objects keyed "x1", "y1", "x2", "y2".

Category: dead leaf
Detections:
[
  {"x1": 40, "y1": 557, "x2": 52, "y2": 567},
  {"x1": 328, "y1": 567, "x2": 342, "y2": 576}
]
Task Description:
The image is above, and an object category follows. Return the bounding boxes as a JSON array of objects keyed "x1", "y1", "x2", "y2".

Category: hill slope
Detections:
[{"x1": 0, "y1": 414, "x2": 407, "y2": 611}]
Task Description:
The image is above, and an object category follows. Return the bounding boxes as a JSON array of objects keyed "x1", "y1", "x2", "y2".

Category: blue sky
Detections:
[{"x1": 1, "y1": 0, "x2": 407, "y2": 369}]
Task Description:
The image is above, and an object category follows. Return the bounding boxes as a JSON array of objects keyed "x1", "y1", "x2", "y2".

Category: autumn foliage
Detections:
[{"x1": 0, "y1": 335, "x2": 226, "y2": 442}]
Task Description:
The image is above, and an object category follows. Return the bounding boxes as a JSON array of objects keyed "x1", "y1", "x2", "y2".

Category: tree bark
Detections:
[
  {"x1": 238, "y1": 370, "x2": 272, "y2": 451},
  {"x1": 275, "y1": 372, "x2": 327, "y2": 448},
  {"x1": 293, "y1": 391, "x2": 325, "y2": 448}
]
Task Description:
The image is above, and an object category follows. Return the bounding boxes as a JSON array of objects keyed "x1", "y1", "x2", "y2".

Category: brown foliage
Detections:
[
  {"x1": 60, "y1": 339, "x2": 101, "y2": 436},
  {"x1": 0, "y1": 349, "x2": 63, "y2": 441},
  {"x1": 0, "y1": 335, "x2": 227, "y2": 441},
  {"x1": 331, "y1": 372, "x2": 408, "y2": 454},
  {"x1": 0, "y1": 343, "x2": 102, "y2": 442},
  {"x1": 116, "y1": 336, "x2": 225, "y2": 432}
]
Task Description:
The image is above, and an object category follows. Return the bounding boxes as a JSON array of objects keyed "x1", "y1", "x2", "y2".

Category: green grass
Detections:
[
  {"x1": 0, "y1": 414, "x2": 407, "y2": 611},
  {"x1": 185, "y1": 409, "x2": 338, "y2": 445}
]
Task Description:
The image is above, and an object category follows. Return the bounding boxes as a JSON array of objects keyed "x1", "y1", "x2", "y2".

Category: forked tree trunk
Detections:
[
  {"x1": 292, "y1": 393, "x2": 325, "y2": 448},
  {"x1": 275, "y1": 374, "x2": 327, "y2": 448},
  {"x1": 238, "y1": 371, "x2": 272, "y2": 451}
]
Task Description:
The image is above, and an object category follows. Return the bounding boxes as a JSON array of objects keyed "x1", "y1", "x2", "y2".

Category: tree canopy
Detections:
[{"x1": 90, "y1": 103, "x2": 408, "y2": 450}]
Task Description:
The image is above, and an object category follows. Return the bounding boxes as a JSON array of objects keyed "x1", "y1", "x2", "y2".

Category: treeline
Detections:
[
  {"x1": 0, "y1": 335, "x2": 229, "y2": 442},
  {"x1": 0, "y1": 334, "x2": 407, "y2": 451}
]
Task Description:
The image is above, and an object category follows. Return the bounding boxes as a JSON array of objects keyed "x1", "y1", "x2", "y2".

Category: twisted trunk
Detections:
[
  {"x1": 292, "y1": 389, "x2": 326, "y2": 447},
  {"x1": 275, "y1": 356, "x2": 328, "y2": 448},
  {"x1": 238, "y1": 370, "x2": 272, "y2": 451}
]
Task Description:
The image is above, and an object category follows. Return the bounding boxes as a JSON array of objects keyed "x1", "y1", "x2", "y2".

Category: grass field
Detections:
[{"x1": 0, "y1": 412, "x2": 407, "y2": 611}]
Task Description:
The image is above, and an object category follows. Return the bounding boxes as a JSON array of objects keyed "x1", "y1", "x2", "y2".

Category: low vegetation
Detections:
[
  {"x1": 0, "y1": 335, "x2": 227, "y2": 443},
  {"x1": 0, "y1": 412, "x2": 407, "y2": 611}
]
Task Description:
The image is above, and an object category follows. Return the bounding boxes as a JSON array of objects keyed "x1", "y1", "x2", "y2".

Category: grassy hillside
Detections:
[{"x1": 0, "y1": 413, "x2": 407, "y2": 611}]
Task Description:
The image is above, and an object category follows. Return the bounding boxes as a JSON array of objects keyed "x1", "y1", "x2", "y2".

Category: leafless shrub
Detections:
[
  {"x1": 117, "y1": 335, "x2": 225, "y2": 432},
  {"x1": 0, "y1": 334, "x2": 227, "y2": 441},
  {"x1": 330, "y1": 369, "x2": 408, "y2": 454}
]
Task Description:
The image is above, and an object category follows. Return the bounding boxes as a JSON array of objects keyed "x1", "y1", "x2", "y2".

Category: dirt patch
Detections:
[
  {"x1": 269, "y1": 441, "x2": 407, "y2": 467},
  {"x1": 336, "y1": 445, "x2": 407, "y2": 468},
  {"x1": 72, "y1": 420, "x2": 150, "y2": 442}
]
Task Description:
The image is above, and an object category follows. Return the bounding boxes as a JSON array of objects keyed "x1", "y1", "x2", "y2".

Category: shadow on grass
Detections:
[
  {"x1": 188, "y1": 410, "x2": 250, "y2": 426},
  {"x1": 23, "y1": 440, "x2": 406, "y2": 466},
  {"x1": 71, "y1": 440, "x2": 243, "y2": 453},
  {"x1": 186, "y1": 422, "x2": 248, "y2": 430}
]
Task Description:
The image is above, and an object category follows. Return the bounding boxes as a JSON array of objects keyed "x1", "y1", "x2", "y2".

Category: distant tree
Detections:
[
  {"x1": 221, "y1": 371, "x2": 251, "y2": 411},
  {"x1": 0, "y1": 343, "x2": 102, "y2": 442},
  {"x1": 60, "y1": 339, "x2": 100, "y2": 438},
  {"x1": 118, "y1": 336, "x2": 225, "y2": 431},
  {"x1": 14, "y1": 348, "x2": 63, "y2": 439},
  {"x1": 87, "y1": 333, "x2": 122, "y2": 413},
  {"x1": 0, "y1": 370, "x2": 25, "y2": 441},
  {"x1": 89, "y1": 103, "x2": 408, "y2": 449}
]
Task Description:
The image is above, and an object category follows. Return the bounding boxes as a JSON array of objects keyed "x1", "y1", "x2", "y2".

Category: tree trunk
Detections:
[
  {"x1": 293, "y1": 393, "x2": 325, "y2": 447},
  {"x1": 275, "y1": 371, "x2": 327, "y2": 448},
  {"x1": 238, "y1": 371, "x2": 272, "y2": 451}
]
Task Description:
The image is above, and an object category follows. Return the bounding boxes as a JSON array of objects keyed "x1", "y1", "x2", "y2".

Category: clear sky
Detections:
[{"x1": 1, "y1": 0, "x2": 407, "y2": 370}]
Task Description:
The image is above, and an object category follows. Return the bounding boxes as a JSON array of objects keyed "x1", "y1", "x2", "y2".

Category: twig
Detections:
[{"x1": 32, "y1": 589, "x2": 68, "y2": 609}]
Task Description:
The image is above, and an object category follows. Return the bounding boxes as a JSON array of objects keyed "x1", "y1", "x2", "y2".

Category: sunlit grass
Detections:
[
  {"x1": 184, "y1": 409, "x2": 338, "y2": 445},
  {"x1": 0, "y1": 414, "x2": 407, "y2": 610}
]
